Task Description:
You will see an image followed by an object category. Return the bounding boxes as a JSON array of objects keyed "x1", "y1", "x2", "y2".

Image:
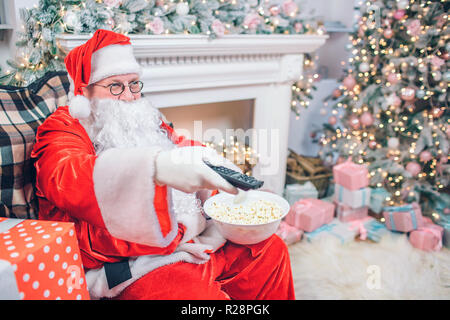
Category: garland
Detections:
[{"x1": 0, "y1": 0, "x2": 322, "y2": 114}]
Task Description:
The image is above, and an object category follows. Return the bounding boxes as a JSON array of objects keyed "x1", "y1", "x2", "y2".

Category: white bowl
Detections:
[{"x1": 203, "y1": 190, "x2": 290, "y2": 245}]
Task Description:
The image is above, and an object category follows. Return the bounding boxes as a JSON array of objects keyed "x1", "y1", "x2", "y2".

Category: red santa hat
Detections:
[{"x1": 64, "y1": 29, "x2": 142, "y2": 119}]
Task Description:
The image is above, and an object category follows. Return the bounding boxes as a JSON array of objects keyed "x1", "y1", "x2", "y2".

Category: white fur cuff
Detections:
[{"x1": 92, "y1": 146, "x2": 178, "y2": 247}]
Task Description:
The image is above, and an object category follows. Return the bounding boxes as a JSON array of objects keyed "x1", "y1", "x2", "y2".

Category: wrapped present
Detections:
[
  {"x1": 348, "y1": 216, "x2": 388, "y2": 242},
  {"x1": 333, "y1": 160, "x2": 369, "y2": 191},
  {"x1": 276, "y1": 221, "x2": 303, "y2": 245},
  {"x1": 382, "y1": 203, "x2": 423, "y2": 233},
  {"x1": 304, "y1": 219, "x2": 359, "y2": 244},
  {"x1": 334, "y1": 184, "x2": 371, "y2": 209},
  {"x1": 432, "y1": 213, "x2": 450, "y2": 249},
  {"x1": 370, "y1": 188, "x2": 390, "y2": 214},
  {"x1": 0, "y1": 218, "x2": 90, "y2": 300},
  {"x1": 409, "y1": 217, "x2": 444, "y2": 252},
  {"x1": 284, "y1": 182, "x2": 318, "y2": 206},
  {"x1": 335, "y1": 202, "x2": 369, "y2": 222},
  {"x1": 285, "y1": 198, "x2": 335, "y2": 232}
]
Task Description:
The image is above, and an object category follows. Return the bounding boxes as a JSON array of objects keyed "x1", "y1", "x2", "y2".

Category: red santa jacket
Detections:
[{"x1": 31, "y1": 106, "x2": 204, "y2": 270}]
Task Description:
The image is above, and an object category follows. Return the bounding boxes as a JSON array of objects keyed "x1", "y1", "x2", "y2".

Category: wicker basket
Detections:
[{"x1": 285, "y1": 149, "x2": 332, "y2": 198}]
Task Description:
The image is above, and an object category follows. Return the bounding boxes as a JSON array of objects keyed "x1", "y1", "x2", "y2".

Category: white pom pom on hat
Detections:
[{"x1": 68, "y1": 95, "x2": 92, "y2": 119}]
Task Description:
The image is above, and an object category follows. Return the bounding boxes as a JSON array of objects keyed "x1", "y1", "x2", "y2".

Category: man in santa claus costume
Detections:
[{"x1": 31, "y1": 29, "x2": 295, "y2": 300}]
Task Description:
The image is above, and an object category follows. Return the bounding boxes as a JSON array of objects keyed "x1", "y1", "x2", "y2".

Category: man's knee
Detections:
[
  {"x1": 250, "y1": 234, "x2": 290, "y2": 262},
  {"x1": 268, "y1": 234, "x2": 290, "y2": 259}
]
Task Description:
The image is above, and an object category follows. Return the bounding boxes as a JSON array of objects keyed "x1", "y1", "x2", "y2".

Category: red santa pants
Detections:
[{"x1": 115, "y1": 234, "x2": 295, "y2": 300}]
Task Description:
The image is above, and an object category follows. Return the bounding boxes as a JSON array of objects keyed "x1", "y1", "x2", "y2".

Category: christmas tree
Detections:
[{"x1": 318, "y1": 0, "x2": 449, "y2": 215}]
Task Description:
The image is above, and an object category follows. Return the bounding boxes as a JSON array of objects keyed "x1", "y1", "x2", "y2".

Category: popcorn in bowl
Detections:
[
  {"x1": 207, "y1": 199, "x2": 284, "y2": 225},
  {"x1": 203, "y1": 190, "x2": 290, "y2": 245}
]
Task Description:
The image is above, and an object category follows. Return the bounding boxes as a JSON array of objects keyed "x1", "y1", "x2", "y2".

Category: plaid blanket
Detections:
[{"x1": 0, "y1": 71, "x2": 70, "y2": 219}]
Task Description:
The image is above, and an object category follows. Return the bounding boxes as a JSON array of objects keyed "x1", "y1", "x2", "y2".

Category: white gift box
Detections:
[
  {"x1": 334, "y1": 184, "x2": 371, "y2": 209},
  {"x1": 284, "y1": 182, "x2": 318, "y2": 206}
]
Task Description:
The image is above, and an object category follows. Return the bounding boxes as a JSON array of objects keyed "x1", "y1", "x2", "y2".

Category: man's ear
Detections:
[{"x1": 81, "y1": 86, "x2": 91, "y2": 99}]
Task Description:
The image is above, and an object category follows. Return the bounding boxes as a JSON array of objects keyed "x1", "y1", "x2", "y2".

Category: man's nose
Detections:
[{"x1": 118, "y1": 85, "x2": 135, "y2": 101}]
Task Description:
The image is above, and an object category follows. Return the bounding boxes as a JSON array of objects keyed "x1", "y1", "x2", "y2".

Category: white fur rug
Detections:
[{"x1": 288, "y1": 233, "x2": 450, "y2": 299}]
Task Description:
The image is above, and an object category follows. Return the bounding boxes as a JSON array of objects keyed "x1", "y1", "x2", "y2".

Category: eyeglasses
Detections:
[{"x1": 92, "y1": 80, "x2": 144, "y2": 96}]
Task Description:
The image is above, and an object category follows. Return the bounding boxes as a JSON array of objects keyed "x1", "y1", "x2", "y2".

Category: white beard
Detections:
[
  {"x1": 79, "y1": 97, "x2": 175, "y2": 153},
  {"x1": 79, "y1": 97, "x2": 202, "y2": 219}
]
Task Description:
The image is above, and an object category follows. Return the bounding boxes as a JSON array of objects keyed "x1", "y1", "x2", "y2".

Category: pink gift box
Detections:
[
  {"x1": 335, "y1": 201, "x2": 369, "y2": 222},
  {"x1": 285, "y1": 198, "x2": 335, "y2": 232},
  {"x1": 333, "y1": 160, "x2": 369, "y2": 191},
  {"x1": 276, "y1": 221, "x2": 303, "y2": 245},
  {"x1": 382, "y1": 202, "x2": 423, "y2": 233},
  {"x1": 409, "y1": 217, "x2": 444, "y2": 251}
]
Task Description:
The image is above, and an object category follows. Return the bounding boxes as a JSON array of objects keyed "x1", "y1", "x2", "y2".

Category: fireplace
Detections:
[{"x1": 56, "y1": 34, "x2": 327, "y2": 195}]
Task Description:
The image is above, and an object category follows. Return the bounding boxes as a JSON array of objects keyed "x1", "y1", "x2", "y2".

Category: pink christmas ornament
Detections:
[
  {"x1": 407, "y1": 19, "x2": 421, "y2": 36},
  {"x1": 294, "y1": 22, "x2": 303, "y2": 33},
  {"x1": 282, "y1": 0, "x2": 298, "y2": 17},
  {"x1": 269, "y1": 5, "x2": 280, "y2": 16},
  {"x1": 383, "y1": 28, "x2": 393, "y2": 39},
  {"x1": 419, "y1": 150, "x2": 432, "y2": 162},
  {"x1": 243, "y1": 13, "x2": 262, "y2": 30},
  {"x1": 387, "y1": 93, "x2": 402, "y2": 107},
  {"x1": 343, "y1": 75, "x2": 356, "y2": 91},
  {"x1": 147, "y1": 17, "x2": 164, "y2": 34},
  {"x1": 431, "y1": 56, "x2": 445, "y2": 68},
  {"x1": 104, "y1": 0, "x2": 122, "y2": 8},
  {"x1": 332, "y1": 89, "x2": 342, "y2": 98},
  {"x1": 368, "y1": 141, "x2": 377, "y2": 149},
  {"x1": 394, "y1": 10, "x2": 406, "y2": 20},
  {"x1": 440, "y1": 156, "x2": 448, "y2": 164},
  {"x1": 387, "y1": 73, "x2": 400, "y2": 84},
  {"x1": 211, "y1": 19, "x2": 225, "y2": 36},
  {"x1": 400, "y1": 87, "x2": 416, "y2": 101},
  {"x1": 328, "y1": 115, "x2": 337, "y2": 125},
  {"x1": 349, "y1": 115, "x2": 360, "y2": 129},
  {"x1": 406, "y1": 162, "x2": 421, "y2": 176},
  {"x1": 360, "y1": 111, "x2": 374, "y2": 126}
]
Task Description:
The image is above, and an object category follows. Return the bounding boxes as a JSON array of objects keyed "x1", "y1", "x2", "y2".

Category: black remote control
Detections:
[{"x1": 203, "y1": 160, "x2": 264, "y2": 191}]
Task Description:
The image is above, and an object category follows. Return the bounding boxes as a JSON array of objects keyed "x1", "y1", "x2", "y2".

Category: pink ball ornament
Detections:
[
  {"x1": 406, "y1": 162, "x2": 421, "y2": 176},
  {"x1": 360, "y1": 111, "x2": 374, "y2": 126},
  {"x1": 440, "y1": 156, "x2": 448, "y2": 164},
  {"x1": 343, "y1": 75, "x2": 356, "y2": 91},
  {"x1": 383, "y1": 28, "x2": 393, "y2": 39},
  {"x1": 419, "y1": 150, "x2": 432, "y2": 162},
  {"x1": 390, "y1": 94, "x2": 402, "y2": 107},
  {"x1": 368, "y1": 140, "x2": 377, "y2": 149},
  {"x1": 349, "y1": 115, "x2": 360, "y2": 129},
  {"x1": 400, "y1": 87, "x2": 416, "y2": 101},
  {"x1": 269, "y1": 5, "x2": 280, "y2": 16},
  {"x1": 328, "y1": 115, "x2": 337, "y2": 125},
  {"x1": 387, "y1": 73, "x2": 400, "y2": 84},
  {"x1": 394, "y1": 10, "x2": 406, "y2": 20},
  {"x1": 332, "y1": 89, "x2": 342, "y2": 98}
]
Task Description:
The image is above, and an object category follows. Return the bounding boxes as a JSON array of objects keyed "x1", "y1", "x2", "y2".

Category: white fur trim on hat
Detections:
[
  {"x1": 89, "y1": 44, "x2": 142, "y2": 84},
  {"x1": 68, "y1": 95, "x2": 91, "y2": 119}
]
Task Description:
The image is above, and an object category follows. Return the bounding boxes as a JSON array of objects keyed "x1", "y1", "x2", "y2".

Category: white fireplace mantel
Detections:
[{"x1": 56, "y1": 34, "x2": 328, "y2": 195}]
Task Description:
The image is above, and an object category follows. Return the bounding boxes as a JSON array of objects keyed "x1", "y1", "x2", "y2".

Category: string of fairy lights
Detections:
[{"x1": 319, "y1": 0, "x2": 448, "y2": 209}]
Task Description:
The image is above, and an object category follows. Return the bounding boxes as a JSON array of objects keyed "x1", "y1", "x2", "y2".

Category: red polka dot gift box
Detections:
[{"x1": 0, "y1": 218, "x2": 90, "y2": 300}]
